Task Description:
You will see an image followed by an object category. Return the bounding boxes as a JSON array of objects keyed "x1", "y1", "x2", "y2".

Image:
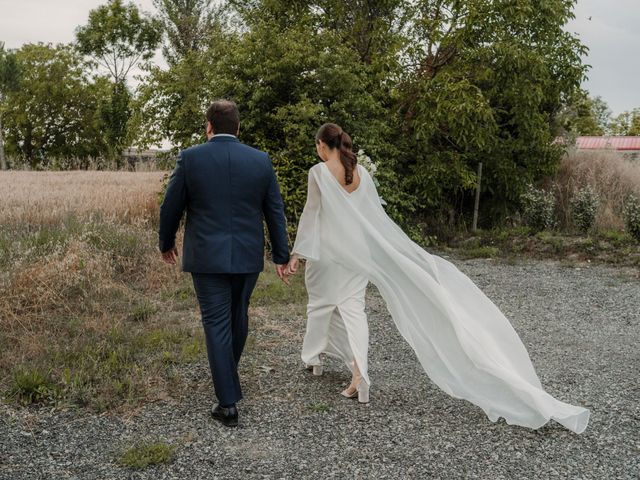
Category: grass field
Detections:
[{"x1": 0, "y1": 171, "x2": 306, "y2": 412}]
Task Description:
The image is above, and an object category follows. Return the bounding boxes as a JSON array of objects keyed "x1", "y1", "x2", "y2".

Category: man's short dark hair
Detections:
[{"x1": 205, "y1": 99, "x2": 240, "y2": 135}]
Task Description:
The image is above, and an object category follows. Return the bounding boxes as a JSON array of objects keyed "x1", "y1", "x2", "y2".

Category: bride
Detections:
[
  {"x1": 288, "y1": 129, "x2": 372, "y2": 403},
  {"x1": 284, "y1": 122, "x2": 590, "y2": 434}
]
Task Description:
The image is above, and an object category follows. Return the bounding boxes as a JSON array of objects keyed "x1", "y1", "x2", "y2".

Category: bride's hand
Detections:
[{"x1": 284, "y1": 255, "x2": 299, "y2": 277}]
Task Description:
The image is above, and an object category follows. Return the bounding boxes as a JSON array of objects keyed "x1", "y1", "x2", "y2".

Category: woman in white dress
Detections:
[
  {"x1": 285, "y1": 123, "x2": 590, "y2": 433},
  {"x1": 287, "y1": 129, "x2": 371, "y2": 403}
]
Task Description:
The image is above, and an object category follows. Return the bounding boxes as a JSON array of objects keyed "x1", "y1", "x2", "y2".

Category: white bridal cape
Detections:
[{"x1": 292, "y1": 162, "x2": 590, "y2": 433}]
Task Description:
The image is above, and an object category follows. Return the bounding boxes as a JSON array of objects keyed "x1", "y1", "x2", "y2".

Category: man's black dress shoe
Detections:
[{"x1": 211, "y1": 404, "x2": 239, "y2": 427}]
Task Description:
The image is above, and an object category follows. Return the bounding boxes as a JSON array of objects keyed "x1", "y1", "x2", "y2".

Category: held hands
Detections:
[{"x1": 277, "y1": 254, "x2": 300, "y2": 285}]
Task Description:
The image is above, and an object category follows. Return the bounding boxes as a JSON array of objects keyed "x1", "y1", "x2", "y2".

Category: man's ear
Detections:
[
  {"x1": 206, "y1": 121, "x2": 214, "y2": 137},
  {"x1": 236, "y1": 123, "x2": 240, "y2": 137}
]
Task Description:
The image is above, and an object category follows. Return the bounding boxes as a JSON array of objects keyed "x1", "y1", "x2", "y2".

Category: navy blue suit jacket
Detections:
[{"x1": 158, "y1": 135, "x2": 289, "y2": 273}]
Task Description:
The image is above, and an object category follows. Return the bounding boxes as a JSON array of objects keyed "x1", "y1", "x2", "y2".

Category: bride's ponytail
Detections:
[
  {"x1": 338, "y1": 131, "x2": 357, "y2": 185},
  {"x1": 316, "y1": 123, "x2": 358, "y2": 185}
]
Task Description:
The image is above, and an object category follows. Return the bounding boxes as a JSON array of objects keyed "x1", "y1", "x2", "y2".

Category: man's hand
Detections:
[
  {"x1": 161, "y1": 246, "x2": 179, "y2": 265},
  {"x1": 275, "y1": 263, "x2": 290, "y2": 285}
]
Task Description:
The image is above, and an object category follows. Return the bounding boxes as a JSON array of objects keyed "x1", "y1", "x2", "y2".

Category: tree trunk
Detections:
[
  {"x1": 0, "y1": 115, "x2": 6, "y2": 170},
  {"x1": 472, "y1": 162, "x2": 483, "y2": 232}
]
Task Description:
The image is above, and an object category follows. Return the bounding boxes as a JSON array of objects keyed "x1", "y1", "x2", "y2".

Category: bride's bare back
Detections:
[{"x1": 323, "y1": 160, "x2": 361, "y2": 194}]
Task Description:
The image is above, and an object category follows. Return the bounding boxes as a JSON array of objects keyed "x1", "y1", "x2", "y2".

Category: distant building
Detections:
[
  {"x1": 575, "y1": 136, "x2": 640, "y2": 161},
  {"x1": 121, "y1": 147, "x2": 167, "y2": 166}
]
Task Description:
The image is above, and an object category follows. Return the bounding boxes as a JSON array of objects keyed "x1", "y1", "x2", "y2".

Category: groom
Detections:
[{"x1": 158, "y1": 99, "x2": 289, "y2": 427}]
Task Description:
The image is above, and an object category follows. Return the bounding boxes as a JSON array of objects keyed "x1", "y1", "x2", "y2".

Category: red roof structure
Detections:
[{"x1": 576, "y1": 136, "x2": 640, "y2": 151}]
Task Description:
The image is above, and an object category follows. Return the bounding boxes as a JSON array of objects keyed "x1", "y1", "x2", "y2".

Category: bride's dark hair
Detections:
[{"x1": 315, "y1": 123, "x2": 357, "y2": 185}]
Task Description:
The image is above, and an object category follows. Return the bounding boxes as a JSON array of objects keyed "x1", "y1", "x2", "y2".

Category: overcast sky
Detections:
[{"x1": 1, "y1": 0, "x2": 638, "y2": 116}]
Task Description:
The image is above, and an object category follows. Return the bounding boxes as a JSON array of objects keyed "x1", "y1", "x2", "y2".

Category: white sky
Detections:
[
  {"x1": 566, "y1": 0, "x2": 640, "y2": 115},
  {"x1": 1, "y1": 0, "x2": 639, "y2": 116}
]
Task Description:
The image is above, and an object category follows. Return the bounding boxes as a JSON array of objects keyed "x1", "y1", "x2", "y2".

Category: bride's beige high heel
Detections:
[
  {"x1": 341, "y1": 361, "x2": 370, "y2": 403},
  {"x1": 305, "y1": 364, "x2": 324, "y2": 375},
  {"x1": 341, "y1": 380, "x2": 370, "y2": 403},
  {"x1": 357, "y1": 381, "x2": 369, "y2": 404},
  {"x1": 306, "y1": 354, "x2": 325, "y2": 376}
]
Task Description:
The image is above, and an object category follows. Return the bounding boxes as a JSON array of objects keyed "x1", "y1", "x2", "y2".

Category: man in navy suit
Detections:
[{"x1": 159, "y1": 99, "x2": 289, "y2": 427}]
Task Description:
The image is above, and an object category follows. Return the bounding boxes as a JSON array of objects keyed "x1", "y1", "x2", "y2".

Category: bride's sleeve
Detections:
[{"x1": 291, "y1": 167, "x2": 321, "y2": 262}]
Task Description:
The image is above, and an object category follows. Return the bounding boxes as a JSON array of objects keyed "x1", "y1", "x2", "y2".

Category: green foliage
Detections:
[
  {"x1": 101, "y1": 80, "x2": 132, "y2": 164},
  {"x1": 400, "y1": 0, "x2": 587, "y2": 227},
  {"x1": 8, "y1": 368, "x2": 59, "y2": 405},
  {"x1": 153, "y1": 0, "x2": 224, "y2": 65},
  {"x1": 609, "y1": 108, "x2": 640, "y2": 136},
  {"x1": 117, "y1": 440, "x2": 176, "y2": 469},
  {"x1": 0, "y1": 42, "x2": 20, "y2": 169},
  {"x1": 623, "y1": 194, "x2": 640, "y2": 242},
  {"x1": 2, "y1": 0, "x2": 590, "y2": 233},
  {"x1": 136, "y1": 1, "x2": 404, "y2": 225},
  {"x1": 520, "y1": 184, "x2": 556, "y2": 232},
  {"x1": 131, "y1": 49, "x2": 221, "y2": 151},
  {"x1": 459, "y1": 246, "x2": 500, "y2": 259},
  {"x1": 558, "y1": 91, "x2": 611, "y2": 137},
  {"x1": 76, "y1": 0, "x2": 161, "y2": 158},
  {"x1": 447, "y1": 226, "x2": 640, "y2": 266},
  {"x1": 2, "y1": 44, "x2": 109, "y2": 167},
  {"x1": 570, "y1": 184, "x2": 599, "y2": 232},
  {"x1": 75, "y1": 0, "x2": 162, "y2": 84},
  {"x1": 157, "y1": 172, "x2": 170, "y2": 204},
  {"x1": 0, "y1": 43, "x2": 20, "y2": 94}
]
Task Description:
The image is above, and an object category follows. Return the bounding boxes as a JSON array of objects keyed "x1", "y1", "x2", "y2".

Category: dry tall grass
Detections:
[
  {"x1": 0, "y1": 171, "x2": 204, "y2": 411},
  {"x1": 1, "y1": 171, "x2": 164, "y2": 226},
  {"x1": 553, "y1": 150, "x2": 640, "y2": 230},
  {"x1": 0, "y1": 170, "x2": 305, "y2": 411}
]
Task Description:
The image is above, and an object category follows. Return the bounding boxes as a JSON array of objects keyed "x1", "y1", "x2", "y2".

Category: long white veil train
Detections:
[{"x1": 293, "y1": 162, "x2": 589, "y2": 433}]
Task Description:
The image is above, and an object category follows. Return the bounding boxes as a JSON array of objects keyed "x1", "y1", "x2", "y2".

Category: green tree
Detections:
[
  {"x1": 220, "y1": 2, "x2": 405, "y2": 224},
  {"x1": 131, "y1": 20, "x2": 232, "y2": 151},
  {"x1": 76, "y1": 0, "x2": 162, "y2": 162},
  {"x1": 592, "y1": 96, "x2": 612, "y2": 134},
  {"x1": 610, "y1": 108, "x2": 640, "y2": 136},
  {"x1": 137, "y1": 1, "x2": 407, "y2": 225},
  {"x1": 76, "y1": 0, "x2": 162, "y2": 84},
  {"x1": 2, "y1": 44, "x2": 109, "y2": 168},
  {"x1": 397, "y1": 0, "x2": 588, "y2": 229},
  {"x1": 135, "y1": 0, "x2": 588, "y2": 234},
  {"x1": 557, "y1": 92, "x2": 611, "y2": 137},
  {"x1": 0, "y1": 42, "x2": 21, "y2": 170},
  {"x1": 153, "y1": 0, "x2": 224, "y2": 65}
]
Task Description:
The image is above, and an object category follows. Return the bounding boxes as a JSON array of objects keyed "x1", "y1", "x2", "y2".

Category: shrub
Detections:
[
  {"x1": 8, "y1": 368, "x2": 58, "y2": 405},
  {"x1": 570, "y1": 185, "x2": 600, "y2": 233},
  {"x1": 554, "y1": 150, "x2": 640, "y2": 229},
  {"x1": 129, "y1": 300, "x2": 157, "y2": 322},
  {"x1": 117, "y1": 440, "x2": 175, "y2": 469},
  {"x1": 623, "y1": 195, "x2": 640, "y2": 242},
  {"x1": 460, "y1": 246, "x2": 500, "y2": 259},
  {"x1": 520, "y1": 184, "x2": 556, "y2": 232}
]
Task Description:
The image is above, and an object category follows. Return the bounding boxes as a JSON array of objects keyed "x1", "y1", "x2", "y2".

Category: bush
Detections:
[
  {"x1": 623, "y1": 195, "x2": 640, "y2": 242},
  {"x1": 520, "y1": 184, "x2": 556, "y2": 232},
  {"x1": 554, "y1": 150, "x2": 640, "y2": 230},
  {"x1": 117, "y1": 440, "x2": 175, "y2": 469},
  {"x1": 570, "y1": 185, "x2": 600, "y2": 233},
  {"x1": 8, "y1": 368, "x2": 58, "y2": 405}
]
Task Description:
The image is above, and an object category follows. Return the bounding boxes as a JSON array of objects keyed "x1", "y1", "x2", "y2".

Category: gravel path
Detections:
[{"x1": 2, "y1": 256, "x2": 639, "y2": 479}]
